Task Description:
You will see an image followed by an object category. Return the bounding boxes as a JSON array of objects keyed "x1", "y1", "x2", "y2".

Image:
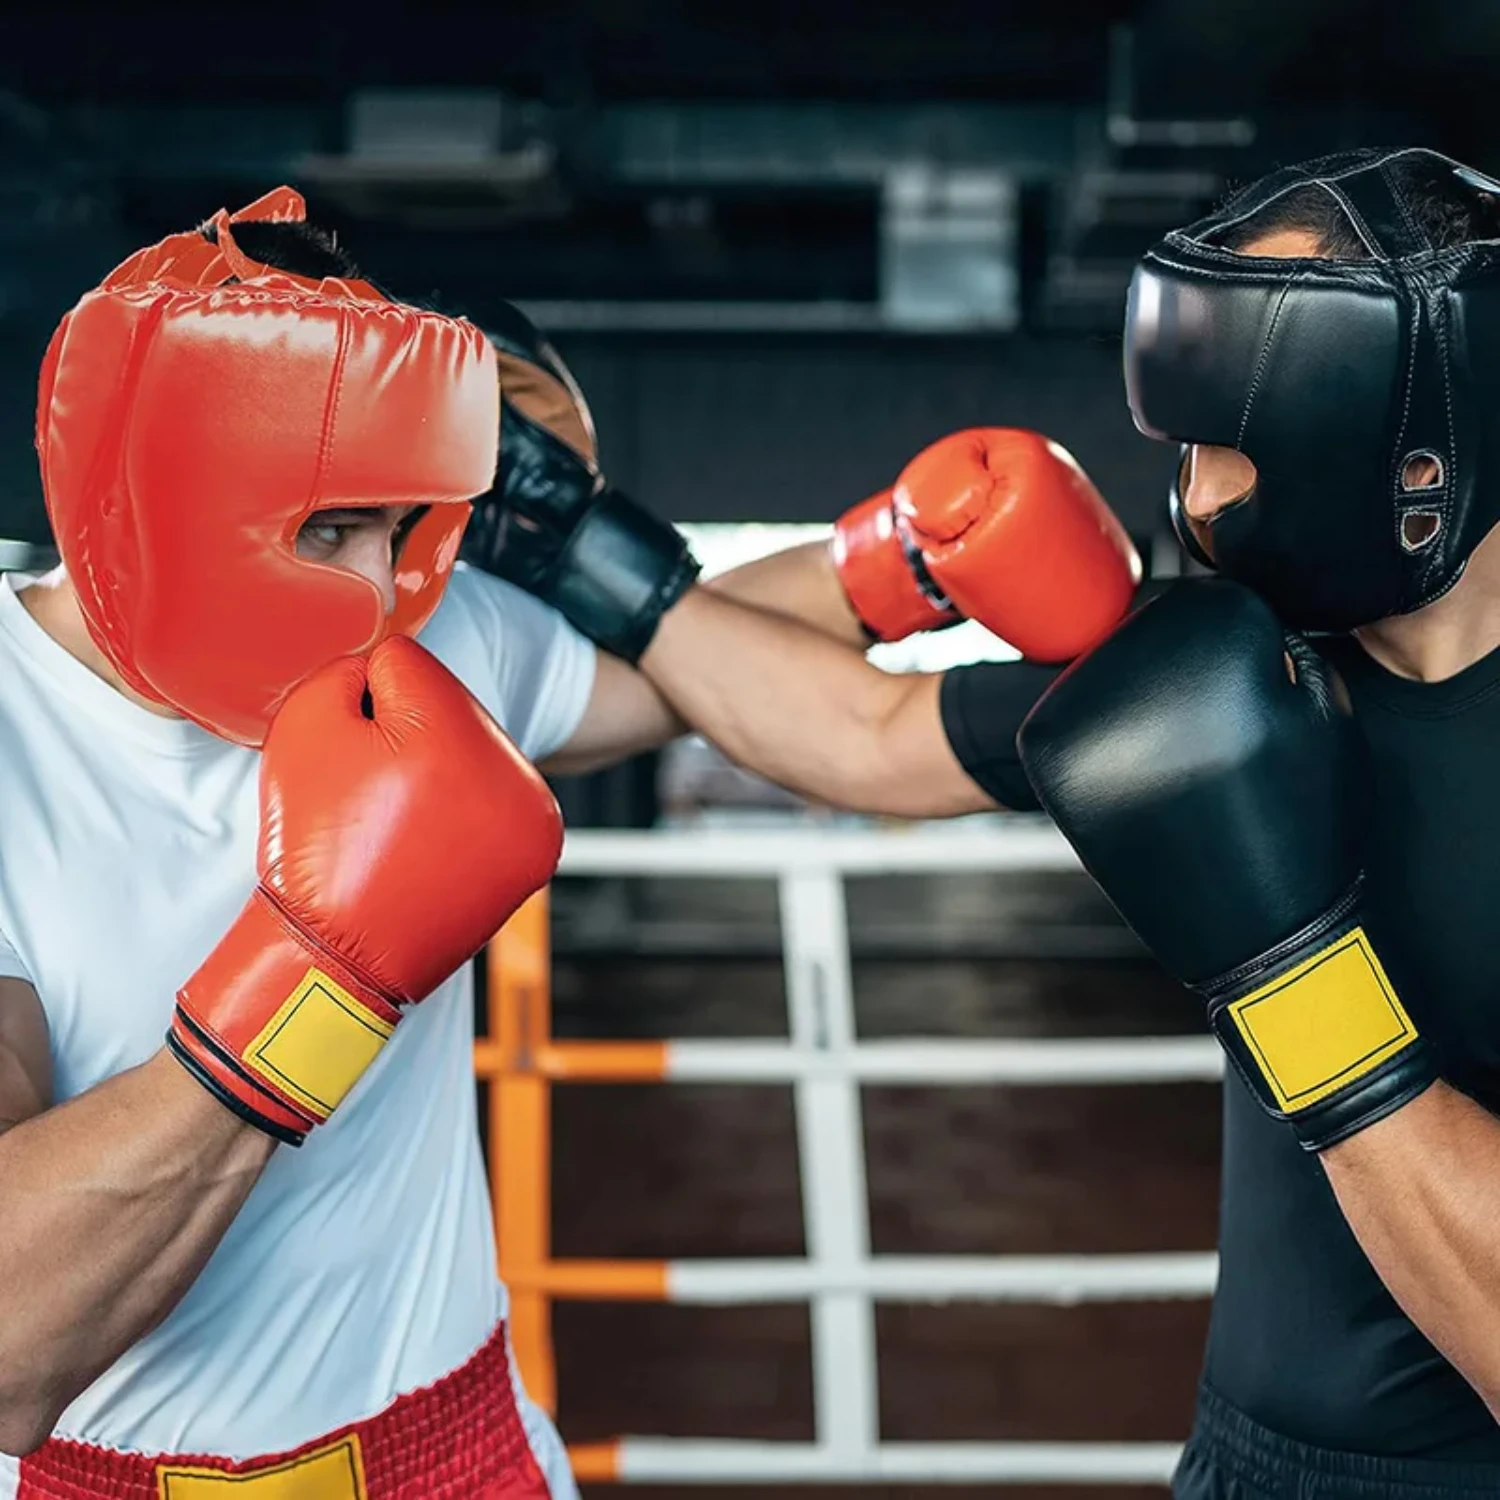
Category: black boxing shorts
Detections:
[{"x1": 1175, "y1": 1385, "x2": 1500, "y2": 1500}]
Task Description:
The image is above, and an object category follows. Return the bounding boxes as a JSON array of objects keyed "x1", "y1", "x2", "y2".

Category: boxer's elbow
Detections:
[
  {"x1": 834, "y1": 678, "x2": 993, "y2": 820},
  {"x1": 0, "y1": 1272, "x2": 77, "y2": 1454},
  {"x1": 0, "y1": 1390, "x2": 61, "y2": 1458},
  {"x1": 826, "y1": 743, "x2": 989, "y2": 820}
]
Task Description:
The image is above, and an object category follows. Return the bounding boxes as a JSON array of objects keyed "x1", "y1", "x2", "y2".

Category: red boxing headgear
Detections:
[{"x1": 37, "y1": 187, "x2": 499, "y2": 746}]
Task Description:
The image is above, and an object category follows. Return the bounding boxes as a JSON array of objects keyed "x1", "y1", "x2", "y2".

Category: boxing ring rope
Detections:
[{"x1": 480, "y1": 825, "x2": 1222, "y2": 1486}]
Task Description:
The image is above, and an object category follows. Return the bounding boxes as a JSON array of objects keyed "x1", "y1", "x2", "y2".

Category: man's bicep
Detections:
[
  {"x1": 0, "y1": 978, "x2": 51, "y2": 1133},
  {"x1": 538, "y1": 651, "x2": 685, "y2": 777}
]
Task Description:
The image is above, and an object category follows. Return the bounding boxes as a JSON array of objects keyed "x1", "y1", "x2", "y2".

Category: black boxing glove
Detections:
[
  {"x1": 1017, "y1": 578, "x2": 1435, "y2": 1151},
  {"x1": 461, "y1": 302, "x2": 699, "y2": 663}
]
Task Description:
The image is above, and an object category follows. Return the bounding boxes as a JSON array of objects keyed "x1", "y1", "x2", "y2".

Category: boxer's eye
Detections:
[
  {"x1": 302, "y1": 521, "x2": 349, "y2": 550},
  {"x1": 296, "y1": 516, "x2": 360, "y2": 559},
  {"x1": 296, "y1": 505, "x2": 420, "y2": 564},
  {"x1": 297, "y1": 508, "x2": 382, "y2": 560}
]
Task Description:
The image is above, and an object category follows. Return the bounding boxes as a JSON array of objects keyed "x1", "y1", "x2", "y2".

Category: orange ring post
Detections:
[
  {"x1": 505, "y1": 1259, "x2": 670, "y2": 1298},
  {"x1": 473, "y1": 1039, "x2": 670, "y2": 1083},
  {"x1": 485, "y1": 889, "x2": 557, "y2": 1415},
  {"x1": 479, "y1": 889, "x2": 673, "y2": 1477},
  {"x1": 568, "y1": 1443, "x2": 624, "y2": 1483}
]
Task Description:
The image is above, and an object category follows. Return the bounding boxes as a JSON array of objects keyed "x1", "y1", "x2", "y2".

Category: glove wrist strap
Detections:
[
  {"x1": 554, "y1": 488, "x2": 701, "y2": 662},
  {"x1": 170, "y1": 890, "x2": 401, "y2": 1142},
  {"x1": 1199, "y1": 893, "x2": 1435, "y2": 1150}
]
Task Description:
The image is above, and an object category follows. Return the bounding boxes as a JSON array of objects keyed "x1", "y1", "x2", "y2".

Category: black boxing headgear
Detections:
[{"x1": 1124, "y1": 147, "x2": 1500, "y2": 631}]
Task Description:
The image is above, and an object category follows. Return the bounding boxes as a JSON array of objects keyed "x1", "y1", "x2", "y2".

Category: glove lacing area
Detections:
[{"x1": 1283, "y1": 631, "x2": 1348, "y2": 717}]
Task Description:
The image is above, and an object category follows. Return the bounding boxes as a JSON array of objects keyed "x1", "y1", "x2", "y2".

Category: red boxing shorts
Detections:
[{"x1": 16, "y1": 1322, "x2": 554, "y2": 1499}]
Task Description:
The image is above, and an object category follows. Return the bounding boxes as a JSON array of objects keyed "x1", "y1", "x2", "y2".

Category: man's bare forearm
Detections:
[
  {"x1": 1323, "y1": 1082, "x2": 1500, "y2": 1414},
  {"x1": 547, "y1": 538, "x2": 992, "y2": 815},
  {"x1": 704, "y1": 539, "x2": 867, "y2": 648},
  {"x1": 0, "y1": 1050, "x2": 273, "y2": 1452},
  {"x1": 639, "y1": 587, "x2": 988, "y2": 818}
]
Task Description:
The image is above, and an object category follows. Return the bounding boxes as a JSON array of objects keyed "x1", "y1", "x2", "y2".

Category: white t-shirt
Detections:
[{"x1": 0, "y1": 565, "x2": 594, "y2": 1486}]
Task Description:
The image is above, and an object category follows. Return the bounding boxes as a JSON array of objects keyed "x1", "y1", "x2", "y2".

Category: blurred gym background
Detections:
[{"x1": 1, "y1": 4, "x2": 1491, "y2": 1494}]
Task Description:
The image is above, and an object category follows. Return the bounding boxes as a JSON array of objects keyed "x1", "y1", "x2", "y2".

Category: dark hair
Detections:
[
  {"x1": 199, "y1": 217, "x2": 362, "y2": 282},
  {"x1": 1218, "y1": 154, "x2": 1500, "y2": 259}
]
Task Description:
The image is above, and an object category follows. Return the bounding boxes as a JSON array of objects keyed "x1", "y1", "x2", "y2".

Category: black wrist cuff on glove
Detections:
[
  {"x1": 1198, "y1": 888, "x2": 1438, "y2": 1152},
  {"x1": 165, "y1": 1023, "x2": 309, "y2": 1148},
  {"x1": 549, "y1": 488, "x2": 701, "y2": 662}
]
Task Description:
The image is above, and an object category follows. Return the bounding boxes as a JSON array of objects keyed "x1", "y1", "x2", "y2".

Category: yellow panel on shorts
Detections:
[
  {"x1": 1226, "y1": 927, "x2": 1417, "y2": 1113},
  {"x1": 158, "y1": 1434, "x2": 367, "y2": 1499},
  {"x1": 243, "y1": 967, "x2": 395, "y2": 1121}
]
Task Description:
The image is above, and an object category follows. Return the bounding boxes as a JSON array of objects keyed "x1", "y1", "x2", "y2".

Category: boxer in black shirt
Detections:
[{"x1": 1015, "y1": 148, "x2": 1500, "y2": 1499}]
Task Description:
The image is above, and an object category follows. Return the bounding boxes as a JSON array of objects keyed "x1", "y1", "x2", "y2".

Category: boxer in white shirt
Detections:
[
  {"x1": 0, "y1": 561, "x2": 595, "y2": 1496},
  {"x1": 0, "y1": 189, "x2": 580, "y2": 1500},
  {"x1": 0, "y1": 190, "x2": 1143, "y2": 1498}
]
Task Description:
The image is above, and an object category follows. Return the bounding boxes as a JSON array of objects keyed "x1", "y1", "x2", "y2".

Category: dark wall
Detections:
[
  {"x1": 0, "y1": 331, "x2": 42, "y2": 543},
  {"x1": 0, "y1": 328, "x2": 1174, "y2": 544},
  {"x1": 551, "y1": 332, "x2": 1173, "y2": 532},
  {"x1": 0, "y1": 4, "x2": 1130, "y2": 106}
]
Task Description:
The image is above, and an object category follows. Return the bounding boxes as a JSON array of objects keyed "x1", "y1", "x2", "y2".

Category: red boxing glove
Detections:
[
  {"x1": 831, "y1": 428, "x2": 1142, "y2": 661},
  {"x1": 169, "y1": 637, "x2": 563, "y2": 1144}
]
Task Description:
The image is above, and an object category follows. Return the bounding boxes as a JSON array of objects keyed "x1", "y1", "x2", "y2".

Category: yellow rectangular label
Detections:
[
  {"x1": 1227, "y1": 927, "x2": 1417, "y2": 1112},
  {"x1": 159, "y1": 1434, "x2": 366, "y2": 1499},
  {"x1": 244, "y1": 967, "x2": 394, "y2": 1121}
]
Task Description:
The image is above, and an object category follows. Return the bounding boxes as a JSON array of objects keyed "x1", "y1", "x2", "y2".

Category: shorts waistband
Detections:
[
  {"x1": 1189, "y1": 1384, "x2": 1500, "y2": 1499},
  {"x1": 19, "y1": 1321, "x2": 553, "y2": 1500}
]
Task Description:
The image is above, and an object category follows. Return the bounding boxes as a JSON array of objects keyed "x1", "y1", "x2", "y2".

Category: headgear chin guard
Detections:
[
  {"x1": 37, "y1": 187, "x2": 499, "y2": 745},
  {"x1": 1124, "y1": 147, "x2": 1500, "y2": 632}
]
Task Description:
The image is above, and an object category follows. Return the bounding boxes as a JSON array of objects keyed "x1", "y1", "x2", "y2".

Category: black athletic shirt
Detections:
[
  {"x1": 938, "y1": 660, "x2": 1059, "y2": 812},
  {"x1": 940, "y1": 641, "x2": 1500, "y2": 1456}
]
